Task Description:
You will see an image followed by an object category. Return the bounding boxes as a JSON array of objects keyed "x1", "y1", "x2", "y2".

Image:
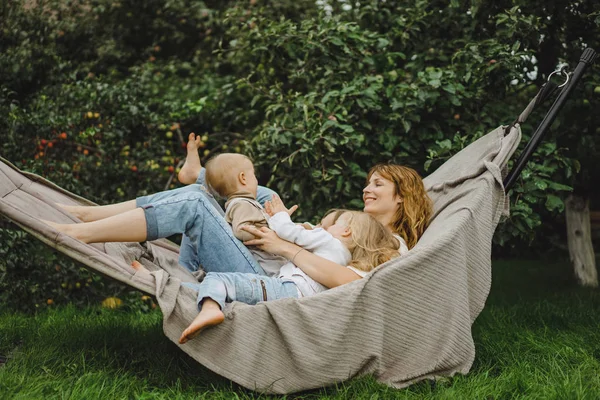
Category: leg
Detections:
[
  {"x1": 58, "y1": 177, "x2": 222, "y2": 223},
  {"x1": 46, "y1": 208, "x2": 148, "y2": 243},
  {"x1": 142, "y1": 192, "x2": 265, "y2": 274},
  {"x1": 179, "y1": 272, "x2": 299, "y2": 343},
  {"x1": 59, "y1": 163, "x2": 273, "y2": 224},
  {"x1": 137, "y1": 183, "x2": 224, "y2": 217},
  {"x1": 178, "y1": 235, "x2": 202, "y2": 273},
  {"x1": 50, "y1": 190, "x2": 264, "y2": 274},
  {"x1": 135, "y1": 182, "x2": 225, "y2": 273},
  {"x1": 256, "y1": 185, "x2": 277, "y2": 207},
  {"x1": 58, "y1": 200, "x2": 137, "y2": 222},
  {"x1": 51, "y1": 189, "x2": 264, "y2": 274}
]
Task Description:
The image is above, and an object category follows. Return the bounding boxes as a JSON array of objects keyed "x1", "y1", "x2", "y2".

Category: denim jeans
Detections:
[
  {"x1": 136, "y1": 167, "x2": 277, "y2": 274},
  {"x1": 184, "y1": 272, "x2": 299, "y2": 311}
]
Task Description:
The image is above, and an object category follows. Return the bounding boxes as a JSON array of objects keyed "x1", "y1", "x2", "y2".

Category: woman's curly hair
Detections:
[{"x1": 367, "y1": 164, "x2": 433, "y2": 249}]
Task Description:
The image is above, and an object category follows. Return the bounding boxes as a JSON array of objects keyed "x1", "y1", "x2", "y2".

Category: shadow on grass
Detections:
[
  {"x1": 0, "y1": 307, "x2": 246, "y2": 394},
  {"x1": 2, "y1": 257, "x2": 600, "y2": 399}
]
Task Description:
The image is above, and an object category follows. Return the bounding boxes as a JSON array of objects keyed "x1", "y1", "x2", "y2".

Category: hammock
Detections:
[
  {"x1": 0, "y1": 125, "x2": 518, "y2": 393},
  {"x1": 0, "y1": 49, "x2": 595, "y2": 394}
]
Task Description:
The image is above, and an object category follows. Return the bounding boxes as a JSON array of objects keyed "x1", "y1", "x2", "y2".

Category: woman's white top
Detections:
[
  {"x1": 394, "y1": 234, "x2": 409, "y2": 255},
  {"x1": 346, "y1": 235, "x2": 408, "y2": 279}
]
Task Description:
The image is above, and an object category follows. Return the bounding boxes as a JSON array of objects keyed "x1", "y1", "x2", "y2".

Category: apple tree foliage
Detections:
[{"x1": 0, "y1": 0, "x2": 598, "y2": 309}]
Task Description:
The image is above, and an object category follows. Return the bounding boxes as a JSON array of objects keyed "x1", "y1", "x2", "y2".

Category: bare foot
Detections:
[
  {"x1": 42, "y1": 219, "x2": 89, "y2": 243},
  {"x1": 57, "y1": 204, "x2": 89, "y2": 221},
  {"x1": 179, "y1": 299, "x2": 224, "y2": 344},
  {"x1": 178, "y1": 132, "x2": 203, "y2": 185},
  {"x1": 131, "y1": 260, "x2": 150, "y2": 274},
  {"x1": 43, "y1": 219, "x2": 75, "y2": 236}
]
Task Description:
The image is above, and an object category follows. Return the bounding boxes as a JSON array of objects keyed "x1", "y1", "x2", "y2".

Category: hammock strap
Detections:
[
  {"x1": 503, "y1": 81, "x2": 560, "y2": 136},
  {"x1": 503, "y1": 48, "x2": 597, "y2": 192}
]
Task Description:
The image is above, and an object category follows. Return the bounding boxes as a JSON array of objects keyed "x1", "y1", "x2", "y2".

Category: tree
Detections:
[{"x1": 1, "y1": 0, "x2": 598, "y2": 308}]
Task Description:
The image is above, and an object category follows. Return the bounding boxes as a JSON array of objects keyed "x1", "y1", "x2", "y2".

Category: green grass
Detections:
[{"x1": 1, "y1": 259, "x2": 600, "y2": 399}]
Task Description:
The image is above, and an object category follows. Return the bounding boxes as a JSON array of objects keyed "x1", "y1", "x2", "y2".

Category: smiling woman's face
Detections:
[{"x1": 362, "y1": 172, "x2": 402, "y2": 219}]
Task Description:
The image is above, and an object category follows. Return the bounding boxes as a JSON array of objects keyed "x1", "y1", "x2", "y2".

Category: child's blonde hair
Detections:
[
  {"x1": 205, "y1": 153, "x2": 253, "y2": 198},
  {"x1": 327, "y1": 209, "x2": 400, "y2": 273}
]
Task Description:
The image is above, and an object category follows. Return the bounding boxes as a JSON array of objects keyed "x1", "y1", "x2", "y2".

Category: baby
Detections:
[{"x1": 203, "y1": 153, "x2": 289, "y2": 276}]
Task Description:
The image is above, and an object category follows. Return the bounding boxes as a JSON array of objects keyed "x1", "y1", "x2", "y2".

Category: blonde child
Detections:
[{"x1": 167, "y1": 202, "x2": 400, "y2": 344}]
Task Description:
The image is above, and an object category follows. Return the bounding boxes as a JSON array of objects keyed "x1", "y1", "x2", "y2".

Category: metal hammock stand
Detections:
[{"x1": 504, "y1": 47, "x2": 597, "y2": 191}]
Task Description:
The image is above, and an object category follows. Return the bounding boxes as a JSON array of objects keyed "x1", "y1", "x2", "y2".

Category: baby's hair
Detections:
[
  {"x1": 205, "y1": 153, "x2": 254, "y2": 198},
  {"x1": 336, "y1": 210, "x2": 400, "y2": 273}
]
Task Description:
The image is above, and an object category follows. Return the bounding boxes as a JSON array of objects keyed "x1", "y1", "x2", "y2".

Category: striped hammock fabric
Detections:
[{"x1": 0, "y1": 125, "x2": 521, "y2": 394}]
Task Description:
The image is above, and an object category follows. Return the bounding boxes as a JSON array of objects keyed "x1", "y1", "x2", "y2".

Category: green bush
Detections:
[
  {"x1": 0, "y1": 0, "x2": 598, "y2": 309},
  {"x1": 0, "y1": 224, "x2": 97, "y2": 312}
]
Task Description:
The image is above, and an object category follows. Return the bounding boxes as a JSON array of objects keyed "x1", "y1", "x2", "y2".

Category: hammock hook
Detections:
[
  {"x1": 503, "y1": 48, "x2": 597, "y2": 192},
  {"x1": 547, "y1": 67, "x2": 570, "y2": 88}
]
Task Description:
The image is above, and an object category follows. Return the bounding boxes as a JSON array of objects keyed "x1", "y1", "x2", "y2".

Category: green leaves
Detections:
[
  {"x1": 0, "y1": 0, "x2": 597, "y2": 280},
  {"x1": 545, "y1": 195, "x2": 564, "y2": 213}
]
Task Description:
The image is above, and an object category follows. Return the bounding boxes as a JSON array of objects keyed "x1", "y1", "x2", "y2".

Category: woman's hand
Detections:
[
  {"x1": 241, "y1": 225, "x2": 297, "y2": 258},
  {"x1": 264, "y1": 194, "x2": 298, "y2": 217},
  {"x1": 242, "y1": 226, "x2": 362, "y2": 288}
]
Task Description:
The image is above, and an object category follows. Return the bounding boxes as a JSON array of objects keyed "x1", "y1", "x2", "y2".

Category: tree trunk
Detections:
[
  {"x1": 591, "y1": 211, "x2": 600, "y2": 230},
  {"x1": 565, "y1": 195, "x2": 598, "y2": 287}
]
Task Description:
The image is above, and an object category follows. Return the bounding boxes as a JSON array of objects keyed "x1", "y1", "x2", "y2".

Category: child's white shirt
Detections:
[
  {"x1": 301, "y1": 223, "x2": 409, "y2": 255},
  {"x1": 268, "y1": 212, "x2": 352, "y2": 297}
]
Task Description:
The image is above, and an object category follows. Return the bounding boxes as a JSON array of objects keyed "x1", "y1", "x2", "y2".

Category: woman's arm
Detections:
[
  {"x1": 241, "y1": 226, "x2": 362, "y2": 289},
  {"x1": 289, "y1": 248, "x2": 362, "y2": 288}
]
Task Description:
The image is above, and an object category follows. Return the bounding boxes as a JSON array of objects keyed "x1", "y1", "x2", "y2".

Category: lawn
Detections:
[{"x1": 1, "y1": 258, "x2": 600, "y2": 399}]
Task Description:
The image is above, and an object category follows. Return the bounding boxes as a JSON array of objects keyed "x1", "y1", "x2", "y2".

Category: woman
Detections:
[
  {"x1": 241, "y1": 163, "x2": 432, "y2": 288},
  {"x1": 52, "y1": 146, "x2": 432, "y2": 288}
]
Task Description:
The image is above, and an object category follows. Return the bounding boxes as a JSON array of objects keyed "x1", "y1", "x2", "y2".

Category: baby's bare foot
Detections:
[
  {"x1": 131, "y1": 260, "x2": 150, "y2": 274},
  {"x1": 179, "y1": 300, "x2": 224, "y2": 344},
  {"x1": 178, "y1": 132, "x2": 203, "y2": 185}
]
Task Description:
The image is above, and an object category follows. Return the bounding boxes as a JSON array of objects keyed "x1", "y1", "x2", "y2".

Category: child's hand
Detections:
[{"x1": 265, "y1": 194, "x2": 298, "y2": 217}]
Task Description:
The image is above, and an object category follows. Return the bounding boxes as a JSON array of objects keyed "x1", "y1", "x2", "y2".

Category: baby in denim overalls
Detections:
[{"x1": 204, "y1": 153, "x2": 289, "y2": 276}]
